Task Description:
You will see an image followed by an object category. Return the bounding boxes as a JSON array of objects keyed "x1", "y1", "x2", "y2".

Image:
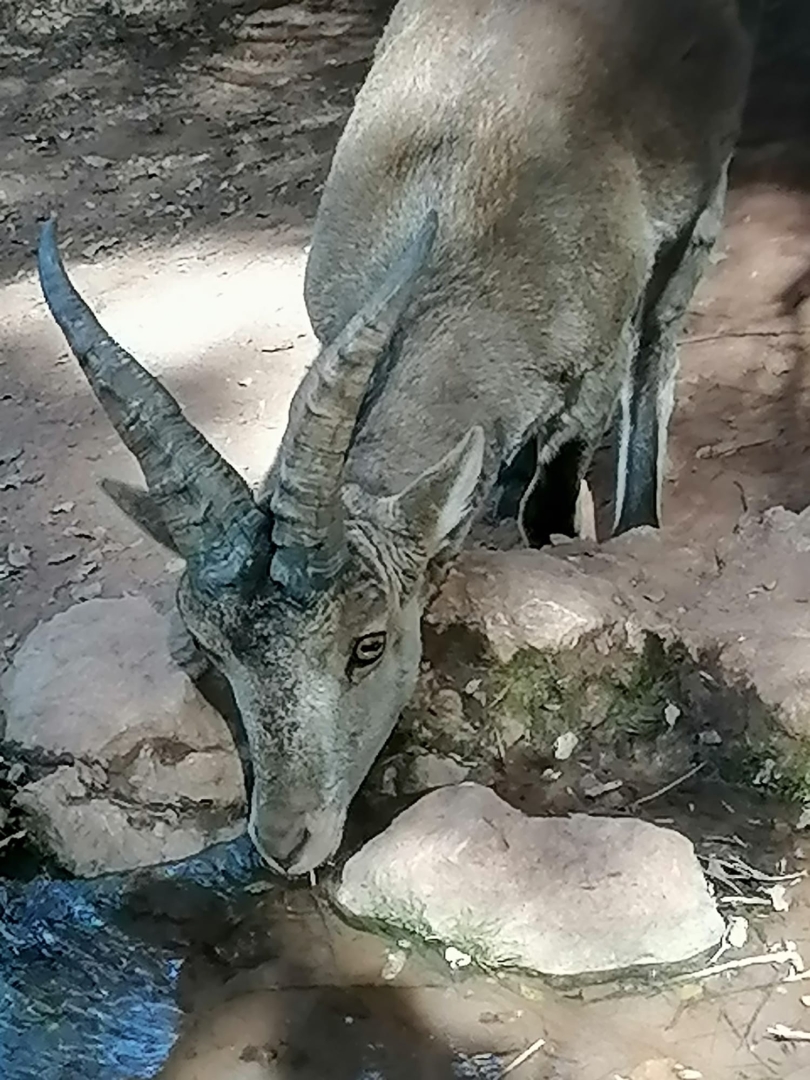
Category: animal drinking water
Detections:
[{"x1": 38, "y1": 0, "x2": 758, "y2": 874}]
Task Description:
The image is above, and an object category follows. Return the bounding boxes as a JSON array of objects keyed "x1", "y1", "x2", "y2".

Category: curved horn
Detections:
[
  {"x1": 37, "y1": 217, "x2": 269, "y2": 593},
  {"x1": 270, "y1": 211, "x2": 438, "y2": 595}
]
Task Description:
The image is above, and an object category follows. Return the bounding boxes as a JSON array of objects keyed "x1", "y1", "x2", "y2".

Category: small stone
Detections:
[
  {"x1": 664, "y1": 703, "x2": 681, "y2": 728},
  {"x1": 381, "y1": 949, "x2": 407, "y2": 980},
  {"x1": 81, "y1": 154, "x2": 113, "y2": 168},
  {"x1": 497, "y1": 706, "x2": 528, "y2": 750},
  {"x1": 766, "y1": 884, "x2": 790, "y2": 912},
  {"x1": 581, "y1": 776, "x2": 622, "y2": 799},
  {"x1": 553, "y1": 731, "x2": 578, "y2": 761},
  {"x1": 47, "y1": 550, "x2": 77, "y2": 565},
  {"x1": 1, "y1": 597, "x2": 245, "y2": 875},
  {"x1": 405, "y1": 753, "x2": 470, "y2": 792},
  {"x1": 0, "y1": 447, "x2": 23, "y2": 467},
  {"x1": 67, "y1": 560, "x2": 99, "y2": 583},
  {"x1": 726, "y1": 916, "x2": 749, "y2": 949},
  {"x1": 643, "y1": 589, "x2": 666, "y2": 603},
  {"x1": 69, "y1": 581, "x2": 103, "y2": 602},
  {"x1": 7, "y1": 762, "x2": 26, "y2": 785},
  {"x1": 7, "y1": 543, "x2": 31, "y2": 569},
  {"x1": 338, "y1": 784, "x2": 724, "y2": 978},
  {"x1": 427, "y1": 549, "x2": 621, "y2": 663},
  {"x1": 379, "y1": 763, "x2": 398, "y2": 797},
  {"x1": 444, "y1": 946, "x2": 472, "y2": 970}
]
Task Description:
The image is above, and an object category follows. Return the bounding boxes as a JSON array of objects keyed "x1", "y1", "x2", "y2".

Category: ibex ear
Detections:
[
  {"x1": 391, "y1": 427, "x2": 485, "y2": 558},
  {"x1": 99, "y1": 478, "x2": 180, "y2": 554}
]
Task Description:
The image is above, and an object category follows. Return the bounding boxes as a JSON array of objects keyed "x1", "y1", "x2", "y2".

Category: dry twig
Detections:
[
  {"x1": 673, "y1": 944, "x2": 803, "y2": 984},
  {"x1": 0, "y1": 829, "x2": 26, "y2": 851},
  {"x1": 629, "y1": 762, "x2": 706, "y2": 810},
  {"x1": 684, "y1": 329, "x2": 804, "y2": 345},
  {"x1": 766, "y1": 1024, "x2": 810, "y2": 1043},
  {"x1": 501, "y1": 1036, "x2": 546, "y2": 1076},
  {"x1": 717, "y1": 896, "x2": 774, "y2": 907}
]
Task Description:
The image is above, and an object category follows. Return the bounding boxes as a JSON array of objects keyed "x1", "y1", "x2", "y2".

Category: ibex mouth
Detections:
[{"x1": 249, "y1": 806, "x2": 348, "y2": 877}]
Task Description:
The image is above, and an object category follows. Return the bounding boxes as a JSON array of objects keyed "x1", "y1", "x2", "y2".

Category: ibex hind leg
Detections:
[
  {"x1": 612, "y1": 165, "x2": 731, "y2": 535},
  {"x1": 517, "y1": 436, "x2": 591, "y2": 547}
]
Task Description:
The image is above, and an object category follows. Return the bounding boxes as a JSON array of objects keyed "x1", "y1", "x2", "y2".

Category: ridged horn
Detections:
[
  {"x1": 269, "y1": 211, "x2": 438, "y2": 596},
  {"x1": 37, "y1": 217, "x2": 269, "y2": 593}
]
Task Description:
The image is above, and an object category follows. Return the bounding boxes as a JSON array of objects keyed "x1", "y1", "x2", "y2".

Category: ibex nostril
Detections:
[{"x1": 272, "y1": 828, "x2": 312, "y2": 873}]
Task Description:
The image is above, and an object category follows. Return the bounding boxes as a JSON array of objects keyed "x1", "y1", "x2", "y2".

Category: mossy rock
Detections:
[{"x1": 389, "y1": 520, "x2": 810, "y2": 805}]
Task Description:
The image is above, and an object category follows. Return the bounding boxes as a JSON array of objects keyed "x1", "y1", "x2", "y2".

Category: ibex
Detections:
[{"x1": 39, "y1": 0, "x2": 758, "y2": 875}]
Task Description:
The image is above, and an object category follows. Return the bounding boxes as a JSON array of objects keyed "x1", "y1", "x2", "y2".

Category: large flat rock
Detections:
[
  {"x1": 1, "y1": 596, "x2": 229, "y2": 760},
  {"x1": 338, "y1": 784, "x2": 724, "y2": 979},
  {"x1": 1, "y1": 596, "x2": 245, "y2": 875}
]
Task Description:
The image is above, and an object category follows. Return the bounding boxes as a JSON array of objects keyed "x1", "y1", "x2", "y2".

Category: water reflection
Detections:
[
  {"x1": 0, "y1": 837, "x2": 505, "y2": 1080},
  {"x1": 3, "y1": 785, "x2": 810, "y2": 1080},
  {"x1": 0, "y1": 837, "x2": 257, "y2": 1080}
]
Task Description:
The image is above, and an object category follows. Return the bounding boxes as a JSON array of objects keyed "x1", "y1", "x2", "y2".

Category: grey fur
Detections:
[{"x1": 40, "y1": 0, "x2": 758, "y2": 875}]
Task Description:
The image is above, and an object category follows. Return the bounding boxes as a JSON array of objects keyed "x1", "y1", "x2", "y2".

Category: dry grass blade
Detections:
[{"x1": 766, "y1": 1024, "x2": 810, "y2": 1042}]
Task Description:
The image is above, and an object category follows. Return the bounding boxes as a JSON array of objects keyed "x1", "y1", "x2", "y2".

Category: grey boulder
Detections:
[{"x1": 337, "y1": 783, "x2": 723, "y2": 978}]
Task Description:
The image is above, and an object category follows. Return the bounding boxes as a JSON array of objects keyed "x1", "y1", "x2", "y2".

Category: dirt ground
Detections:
[
  {"x1": 1, "y1": 1, "x2": 810, "y2": 654},
  {"x1": 2, "y1": 1, "x2": 810, "y2": 1078}
]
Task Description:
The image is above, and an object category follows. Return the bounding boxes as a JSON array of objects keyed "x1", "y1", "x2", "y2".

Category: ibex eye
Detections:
[{"x1": 350, "y1": 631, "x2": 387, "y2": 669}]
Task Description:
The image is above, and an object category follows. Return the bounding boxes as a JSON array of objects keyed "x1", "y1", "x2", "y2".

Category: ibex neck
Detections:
[{"x1": 343, "y1": 305, "x2": 523, "y2": 502}]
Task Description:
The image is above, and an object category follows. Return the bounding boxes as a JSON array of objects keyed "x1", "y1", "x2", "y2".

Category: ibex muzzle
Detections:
[{"x1": 39, "y1": 0, "x2": 758, "y2": 875}]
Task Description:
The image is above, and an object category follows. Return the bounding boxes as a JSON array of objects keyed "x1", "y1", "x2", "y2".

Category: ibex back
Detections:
[{"x1": 39, "y1": 0, "x2": 758, "y2": 874}]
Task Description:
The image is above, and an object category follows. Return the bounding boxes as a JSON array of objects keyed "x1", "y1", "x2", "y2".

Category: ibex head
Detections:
[{"x1": 38, "y1": 215, "x2": 484, "y2": 875}]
